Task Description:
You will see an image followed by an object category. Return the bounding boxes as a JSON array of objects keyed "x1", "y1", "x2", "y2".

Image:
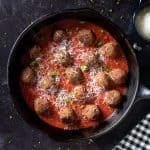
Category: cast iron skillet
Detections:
[{"x1": 7, "y1": 8, "x2": 150, "y2": 141}]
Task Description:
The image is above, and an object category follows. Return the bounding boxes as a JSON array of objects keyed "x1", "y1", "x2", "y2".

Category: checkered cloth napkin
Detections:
[{"x1": 113, "y1": 113, "x2": 150, "y2": 150}]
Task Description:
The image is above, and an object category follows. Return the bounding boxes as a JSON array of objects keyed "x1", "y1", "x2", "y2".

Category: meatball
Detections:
[
  {"x1": 65, "y1": 67, "x2": 84, "y2": 84},
  {"x1": 104, "y1": 90, "x2": 121, "y2": 107},
  {"x1": 53, "y1": 30, "x2": 65, "y2": 42},
  {"x1": 21, "y1": 67, "x2": 35, "y2": 84},
  {"x1": 72, "y1": 85, "x2": 86, "y2": 100},
  {"x1": 110, "y1": 69, "x2": 127, "y2": 85},
  {"x1": 34, "y1": 98, "x2": 49, "y2": 115},
  {"x1": 100, "y1": 42, "x2": 118, "y2": 58},
  {"x1": 38, "y1": 76, "x2": 54, "y2": 89},
  {"x1": 58, "y1": 107, "x2": 75, "y2": 124},
  {"x1": 80, "y1": 51, "x2": 97, "y2": 67},
  {"x1": 29, "y1": 45, "x2": 41, "y2": 59},
  {"x1": 54, "y1": 51, "x2": 72, "y2": 67},
  {"x1": 95, "y1": 72, "x2": 109, "y2": 89},
  {"x1": 83, "y1": 105, "x2": 100, "y2": 120},
  {"x1": 78, "y1": 29, "x2": 96, "y2": 46}
]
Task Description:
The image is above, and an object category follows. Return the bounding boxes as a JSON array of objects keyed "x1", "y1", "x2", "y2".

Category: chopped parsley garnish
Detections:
[
  {"x1": 97, "y1": 41, "x2": 103, "y2": 47},
  {"x1": 30, "y1": 60, "x2": 38, "y2": 67},
  {"x1": 80, "y1": 21, "x2": 86, "y2": 24},
  {"x1": 80, "y1": 65, "x2": 89, "y2": 72},
  {"x1": 50, "y1": 70, "x2": 57, "y2": 78}
]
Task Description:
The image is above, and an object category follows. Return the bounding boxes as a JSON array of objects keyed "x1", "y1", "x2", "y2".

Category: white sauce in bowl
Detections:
[{"x1": 135, "y1": 5, "x2": 150, "y2": 40}]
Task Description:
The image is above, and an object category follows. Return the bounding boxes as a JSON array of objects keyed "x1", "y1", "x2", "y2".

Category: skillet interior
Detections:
[{"x1": 7, "y1": 8, "x2": 139, "y2": 140}]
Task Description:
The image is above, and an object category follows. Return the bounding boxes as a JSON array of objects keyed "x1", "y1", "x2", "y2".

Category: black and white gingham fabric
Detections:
[{"x1": 113, "y1": 113, "x2": 150, "y2": 150}]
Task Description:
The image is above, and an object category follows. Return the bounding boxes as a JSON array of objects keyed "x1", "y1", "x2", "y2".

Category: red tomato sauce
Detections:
[{"x1": 20, "y1": 20, "x2": 128, "y2": 130}]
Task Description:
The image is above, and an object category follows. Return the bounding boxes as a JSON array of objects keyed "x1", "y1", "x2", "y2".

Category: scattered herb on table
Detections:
[
  {"x1": 89, "y1": 0, "x2": 95, "y2": 3},
  {"x1": 100, "y1": 9, "x2": 104, "y2": 13},
  {"x1": 108, "y1": 8, "x2": 113, "y2": 13},
  {"x1": 101, "y1": 0, "x2": 105, "y2": 3},
  {"x1": 120, "y1": 15, "x2": 123, "y2": 19},
  {"x1": 116, "y1": 0, "x2": 121, "y2": 5},
  {"x1": 116, "y1": 1, "x2": 120, "y2": 5},
  {"x1": 6, "y1": 136, "x2": 13, "y2": 144}
]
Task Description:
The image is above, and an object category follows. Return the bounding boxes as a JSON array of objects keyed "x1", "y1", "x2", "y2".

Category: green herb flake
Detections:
[
  {"x1": 50, "y1": 70, "x2": 57, "y2": 78},
  {"x1": 30, "y1": 60, "x2": 38, "y2": 67},
  {"x1": 80, "y1": 21, "x2": 86, "y2": 24},
  {"x1": 80, "y1": 65, "x2": 89, "y2": 72},
  {"x1": 97, "y1": 41, "x2": 103, "y2": 47},
  {"x1": 108, "y1": 8, "x2": 113, "y2": 13}
]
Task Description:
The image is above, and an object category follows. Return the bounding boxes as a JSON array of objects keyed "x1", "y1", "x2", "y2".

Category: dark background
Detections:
[{"x1": 0, "y1": 0, "x2": 150, "y2": 150}]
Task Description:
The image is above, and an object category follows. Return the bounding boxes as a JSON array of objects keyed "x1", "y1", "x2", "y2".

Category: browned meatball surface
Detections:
[
  {"x1": 99, "y1": 42, "x2": 118, "y2": 58},
  {"x1": 21, "y1": 67, "x2": 36, "y2": 84},
  {"x1": 110, "y1": 69, "x2": 127, "y2": 85},
  {"x1": 104, "y1": 90, "x2": 121, "y2": 107},
  {"x1": 95, "y1": 72, "x2": 110, "y2": 89},
  {"x1": 58, "y1": 107, "x2": 76, "y2": 124},
  {"x1": 65, "y1": 67, "x2": 84, "y2": 84},
  {"x1": 78, "y1": 29, "x2": 96, "y2": 46},
  {"x1": 34, "y1": 98, "x2": 50, "y2": 115},
  {"x1": 53, "y1": 30, "x2": 65, "y2": 42},
  {"x1": 80, "y1": 51, "x2": 97, "y2": 67},
  {"x1": 83, "y1": 105, "x2": 100, "y2": 120},
  {"x1": 38, "y1": 76, "x2": 54, "y2": 89},
  {"x1": 54, "y1": 51, "x2": 72, "y2": 67},
  {"x1": 29, "y1": 45, "x2": 41, "y2": 59},
  {"x1": 72, "y1": 85, "x2": 86, "y2": 100}
]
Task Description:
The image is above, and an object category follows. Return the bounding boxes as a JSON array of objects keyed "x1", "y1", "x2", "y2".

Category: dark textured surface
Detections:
[{"x1": 0, "y1": 0, "x2": 150, "y2": 150}]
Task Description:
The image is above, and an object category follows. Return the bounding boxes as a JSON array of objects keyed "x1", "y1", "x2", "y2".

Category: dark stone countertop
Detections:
[{"x1": 0, "y1": 0, "x2": 150, "y2": 150}]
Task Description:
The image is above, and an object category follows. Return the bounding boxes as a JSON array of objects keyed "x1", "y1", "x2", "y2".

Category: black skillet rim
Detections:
[{"x1": 7, "y1": 8, "x2": 139, "y2": 140}]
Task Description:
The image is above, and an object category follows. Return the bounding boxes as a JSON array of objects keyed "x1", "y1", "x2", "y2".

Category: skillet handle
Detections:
[
  {"x1": 136, "y1": 84, "x2": 150, "y2": 103},
  {"x1": 134, "y1": 44, "x2": 150, "y2": 103}
]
